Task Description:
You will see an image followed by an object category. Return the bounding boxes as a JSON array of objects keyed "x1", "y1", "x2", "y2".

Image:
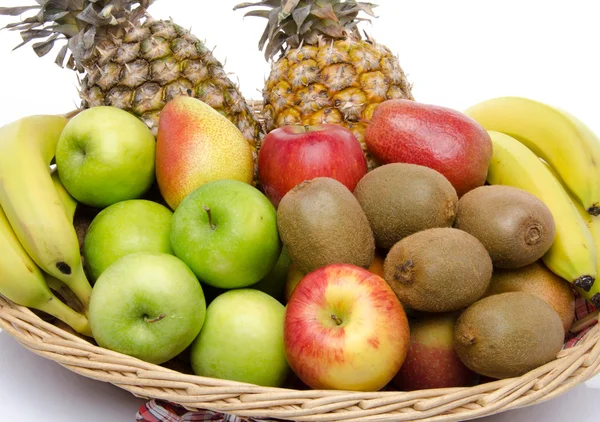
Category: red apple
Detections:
[
  {"x1": 284, "y1": 263, "x2": 410, "y2": 391},
  {"x1": 365, "y1": 99, "x2": 493, "y2": 197},
  {"x1": 258, "y1": 124, "x2": 367, "y2": 207},
  {"x1": 393, "y1": 313, "x2": 477, "y2": 391}
]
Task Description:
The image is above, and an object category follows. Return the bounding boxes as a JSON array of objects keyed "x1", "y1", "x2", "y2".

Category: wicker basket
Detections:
[{"x1": 1, "y1": 103, "x2": 600, "y2": 422}]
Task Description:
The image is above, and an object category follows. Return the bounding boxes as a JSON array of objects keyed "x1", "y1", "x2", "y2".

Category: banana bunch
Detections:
[
  {"x1": 465, "y1": 97, "x2": 600, "y2": 216},
  {"x1": 0, "y1": 115, "x2": 92, "y2": 335}
]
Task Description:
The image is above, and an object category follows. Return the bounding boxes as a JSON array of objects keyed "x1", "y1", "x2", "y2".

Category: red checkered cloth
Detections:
[
  {"x1": 136, "y1": 399, "x2": 278, "y2": 422},
  {"x1": 137, "y1": 289, "x2": 599, "y2": 422}
]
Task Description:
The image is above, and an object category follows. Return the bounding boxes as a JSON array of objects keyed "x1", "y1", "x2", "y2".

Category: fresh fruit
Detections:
[
  {"x1": 0, "y1": 206, "x2": 91, "y2": 336},
  {"x1": 485, "y1": 262, "x2": 575, "y2": 333},
  {"x1": 51, "y1": 170, "x2": 78, "y2": 222},
  {"x1": 0, "y1": 115, "x2": 92, "y2": 309},
  {"x1": 384, "y1": 228, "x2": 492, "y2": 313},
  {"x1": 250, "y1": 247, "x2": 292, "y2": 303},
  {"x1": 368, "y1": 254, "x2": 386, "y2": 278},
  {"x1": 455, "y1": 185, "x2": 556, "y2": 268},
  {"x1": 190, "y1": 289, "x2": 289, "y2": 387},
  {"x1": 485, "y1": 131, "x2": 598, "y2": 306},
  {"x1": 156, "y1": 96, "x2": 254, "y2": 209},
  {"x1": 364, "y1": 99, "x2": 493, "y2": 196},
  {"x1": 465, "y1": 97, "x2": 600, "y2": 215},
  {"x1": 277, "y1": 177, "x2": 375, "y2": 274},
  {"x1": 257, "y1": 124, "x2": 367, "y2": 207},
  {"x1": 0, "y1": 2, "x2": 264, "y2": 168},
  {"x1": 285, "y1": 254, "x2": 386, "y2": 303},
  {"x1": 56, "y1": 106, "x2": 156, "y2": 208},
  {"x1": 83, "y1": 200, "x2": 173, "y2": 282},
  {"x1": 171, "y1": 179, "x2": 280, "y2": 289},
  {"x1": 393, "y1": 313, "x2": 477, "y2": 391},
  {"x1": 454, "y1": 292, "x2": 565, "y2": 379},
  {"x1": 235, "y1": 0, "x2": 414, "y2": 170},
  {"x1": 284, "y1": 264, "x2": 305, "y2": 303},
  {"x1": 354, "y1": 163, "x2": 458, "y2": 249},
  {"x1": 88, "y1": 252, "x2": 206, "y2": 365},
  {"x1": 284, "y1": 263, "x2": 410, "y2": 391},
  {"x1": 573, "y1": 196, "x2": 600, "y2": 306}
]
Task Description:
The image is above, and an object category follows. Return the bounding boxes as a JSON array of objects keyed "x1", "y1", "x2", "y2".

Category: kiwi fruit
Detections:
[
  {"x1": 454, "y1": 185, "x2": 555, "y2": 268},
  {"x1": 276, "y1": 177, "x2": 375, "y2": 274},
  {"x1": 485, "y1": 261, "x2": 575, "y2": 333},
  {"x1": 454, "y1": 292, "x2": 565, "y2": 379},
  {"x1": 383, "y1": 227, "x2": 492, "y2": 312},
  {"x1": 354, "y1": 163, "x2": 458, "y2": 249}
]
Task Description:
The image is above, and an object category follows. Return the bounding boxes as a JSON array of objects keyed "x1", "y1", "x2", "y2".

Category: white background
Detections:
[{"x1": 1, "y1": 0, "x2": 600, "y2": 421}]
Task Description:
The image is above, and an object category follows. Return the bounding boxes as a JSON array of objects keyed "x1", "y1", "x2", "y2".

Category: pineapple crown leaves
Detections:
[
  {"x1": 0, "y1": 0, "x2": 153, "y2": 71},
  {"x1": 234, "y1": 0, "x2": 378, "y2": 61}
]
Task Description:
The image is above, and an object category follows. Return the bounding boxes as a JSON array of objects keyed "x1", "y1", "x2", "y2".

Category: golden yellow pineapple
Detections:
[
  {"x1": 235, "y1": 0, "x2": 415, "y2": 169},
  {"x1": 1, "y1": 1, "x2": 264, "y2": 169}
]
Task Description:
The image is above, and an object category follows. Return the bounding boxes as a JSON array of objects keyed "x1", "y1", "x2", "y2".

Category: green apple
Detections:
[
  {"x1": 88, "y1": 252, "x2": 206, "y2": 364},
  {"x1": 56, "y1": 106, "x2": 156, "y2": 208},
  {"x1": 190, "y1": 289, "x2": 289, "y2": 387},
  {"x1": 83, "y1": 199, "x2": 173, "y2": 282},
  {"x1": 171, "y1": 179, "x2": 281, "y2": 289}
]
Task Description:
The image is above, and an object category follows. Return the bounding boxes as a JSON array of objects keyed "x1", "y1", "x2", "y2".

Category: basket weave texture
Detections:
[{"x1": 1, "y1": 102, "x2": 600, "y2": 422}]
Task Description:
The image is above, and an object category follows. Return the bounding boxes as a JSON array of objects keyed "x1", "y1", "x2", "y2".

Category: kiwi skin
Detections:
[
  {"x1": 383, "y1": 227, "x2": 493, "y2": 313},
  {"x1": 276, "y1": 177, "x2": 375, "y2": 274},
  {"x1": 454, "y1": 292, "x2": 565, "y2": 380},
  {"x1": 454, "y1": 185, "x2": 556, "y2": 269},
  {"x1": 354, "y1": 163, "x2": 458, "y2": 250},
  {"x1": 484, "y1": 261, "x2": 575, "y2": 333}
]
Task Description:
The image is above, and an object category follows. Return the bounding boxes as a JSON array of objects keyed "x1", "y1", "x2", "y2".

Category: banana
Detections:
[
  {"x1": 0, "y1": 115, "x2": 92, "y2": 310},
  {"x1": 51, "y1": 168, "x2": 78, "y2": 222},
  {"x1": 0, "y1": 206, "x2": 92, "y2": 336},
  {"x1": 465, "y1": 97, "x2": 600, "y2": 216},
  {"x1": 572, "y1": 192, "x2": 600, "y2": 308},
  {"x1": 485, "y1": 131, "x2": 598, "y2": 304}
]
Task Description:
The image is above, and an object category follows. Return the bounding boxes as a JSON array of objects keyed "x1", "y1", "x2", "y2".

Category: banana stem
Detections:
[
  {"x1": 63, "y1": 264, "x2": 92, "y2": 313},
  {"x1": 37, "y1": 294, "x2": 93, "y2": 338}
]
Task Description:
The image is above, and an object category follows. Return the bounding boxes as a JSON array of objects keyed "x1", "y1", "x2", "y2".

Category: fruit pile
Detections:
[{"x1": 0, "y1": 0, "x2": 599, "y2": 397}]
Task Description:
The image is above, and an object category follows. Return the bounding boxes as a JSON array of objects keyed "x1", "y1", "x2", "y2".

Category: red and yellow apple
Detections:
[
  {"x1": 155, "y1": 96, "x2": 254, "y2": 209},
  {"x1": 258, "y1": 124, "x2": 367, "y2": 207},
  {"x1": 393, "y1": 313, "x2": 477, "y2": 391},
  {"x1": 283, "y1": 263, "x2": 410, "y2": 391},
  {"x1": 365, "y1": 99, "x2": 493, "y2": 197}
]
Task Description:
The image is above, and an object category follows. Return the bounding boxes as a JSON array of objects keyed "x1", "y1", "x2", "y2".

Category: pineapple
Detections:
[
  {"x1": 0, "y1": 1, "x2": 264, "y2": 169},
  {"x1": 235, "y1": 0, "x2": 414, "y2": 170}
]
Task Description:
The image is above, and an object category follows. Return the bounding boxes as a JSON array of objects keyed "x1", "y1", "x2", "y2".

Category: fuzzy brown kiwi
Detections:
[
  {"x1": 354, "y1": 163, "x2": 458, "y2": 250},
  {"x1": 383, "y1": 227, "x2": 492, "y2": 312},
  {"x1": 454, "y1": 185, "x2": 555, "y2": 268},
  {"x1": 484, "y1": 261, "x2": 575, "y2": 333},
  {"x1": 276, "y1": 177, "x2": 375, "y2": 274},
  {"x1": 454, "y1": 292, "x2": 565, "y2": 379}
]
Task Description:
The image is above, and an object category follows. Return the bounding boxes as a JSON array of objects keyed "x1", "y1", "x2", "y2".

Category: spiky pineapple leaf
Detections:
[
  {"x1": 234, "y1": 1, "x2": 281, "y2": 11},
  {"x1": 32, "y1": 34, "x2": 59, "y2": 57},
  {"x1": 0, "y1": 6, "x2": 39, "y2": 16},
  {"x1": 292, "y1": 5, "x2": 311, "y2": 31},
  {"x1": 311, "y1": 4, "x2": 338, "y2": 22},
  {"x1": 280, "y1": 0, "x2": 301, "y2": 20}
]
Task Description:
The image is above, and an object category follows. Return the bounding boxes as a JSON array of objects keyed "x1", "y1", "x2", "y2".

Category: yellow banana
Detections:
[
  {"x1": 572, "y1": 193, "x2": 600, "y2": 308},
  {"x1": 0, "y1": 206, "x2": 91, "y2": 336},
  {"x1": 51, "y1": 168, "x2": 78, "y2": 222},
  {"x1": 465, "y1": 97, "x2": 600, "y2": 216},
  {"x1": 486, "y1": 131, "x2": 598, "y2": 305},
  {"x1": 0, "y1": 115, "x2": 92, "y2": 310}
]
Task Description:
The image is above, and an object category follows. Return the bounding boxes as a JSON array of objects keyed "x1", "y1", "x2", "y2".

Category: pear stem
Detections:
[
  {"x1": 203, "y1": 206, "x2": 216, "y2": 230},
  {"x1": 331, "y1": 314, "x2": 343, "y2": 326}
]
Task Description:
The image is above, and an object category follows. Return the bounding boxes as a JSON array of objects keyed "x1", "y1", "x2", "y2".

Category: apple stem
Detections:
[
  {"x1": 145, "y1": 313, "x2": 167, "y2": 324},
  {"x1": 331, "y1": 314, "x2": 343, "y2": 326},
  {"x1": 203, "y1": 206, "x2": 217, "y2": 230},
  {"x1": 304, "y1": 125, "x2": 310, "y2": 132}
]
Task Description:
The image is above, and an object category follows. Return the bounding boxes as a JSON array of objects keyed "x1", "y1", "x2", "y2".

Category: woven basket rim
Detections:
[
  {"x1": 1, "y1": 294, "x2": 599, "y2": 422},
  {"x1": 2, "y1": 102, "x2": 600, "y2": 421}
]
